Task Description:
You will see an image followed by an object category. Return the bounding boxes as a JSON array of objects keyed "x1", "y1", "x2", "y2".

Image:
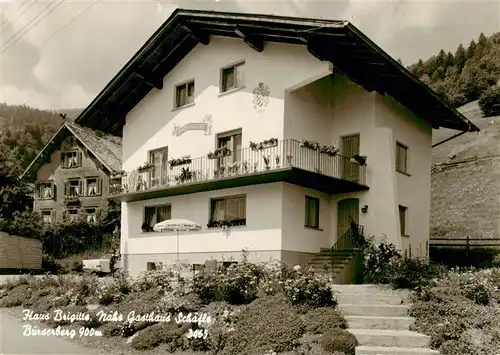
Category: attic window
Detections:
[
  {"x1": 175, "y1": 80, "x2": 195, "y2": 108},
  {"x1": 61, "y1": 151, "x2": 82, "y2": 168}
]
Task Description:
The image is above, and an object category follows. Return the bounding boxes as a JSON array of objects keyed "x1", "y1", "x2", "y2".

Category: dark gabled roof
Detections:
[
  {"x1": 74, "y1": 9, "x2": 479, "y2": 136},
  {"x1": 21, "y1": 122, "x2": 122, "y2": 181}
]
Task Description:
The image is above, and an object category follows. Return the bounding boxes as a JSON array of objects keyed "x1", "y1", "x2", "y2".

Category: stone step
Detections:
[
  {"x1": 339, "y1": 304, "x2": 409, "y2": 317},
  {"x1": 346, "y1": 316, "x2": 414, "y2": 330},
  {"x1": 336, "y1": 292, "x2": 408, "y2": 305},
  {"x1": 348, "y1": 329, "x2": 431, "y2": 348},
  {"x1": 355, "y1": 345, "x2": 439, "y2": 355}
]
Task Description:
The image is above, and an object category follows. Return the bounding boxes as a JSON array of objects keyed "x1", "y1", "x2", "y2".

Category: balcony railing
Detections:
[{"x1": 110, "y1": 139, "x2": 367, "y2": 195}]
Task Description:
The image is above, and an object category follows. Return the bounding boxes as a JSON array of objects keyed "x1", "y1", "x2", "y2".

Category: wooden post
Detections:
[{"x1": 466, "y1": 236, "x2": 470, "y2": 266}]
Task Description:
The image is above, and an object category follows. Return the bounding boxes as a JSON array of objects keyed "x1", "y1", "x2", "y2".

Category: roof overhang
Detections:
[{"x1": 74, "y1": 9, "x2": 480, "y2": 136}]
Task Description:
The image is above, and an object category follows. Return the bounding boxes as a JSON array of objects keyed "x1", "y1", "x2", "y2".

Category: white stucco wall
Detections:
[
  {"x1": 375, "y1": 94, "x2": 433, "y2": 257},
  {"x1": 122, "y1": 37, "x2": 331, "y2": 171},
  {"x1": 122, "y1": 183, "x2": 283, "y2": 257}
]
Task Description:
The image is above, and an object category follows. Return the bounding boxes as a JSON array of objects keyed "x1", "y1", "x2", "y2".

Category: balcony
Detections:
[{"x1": 110, "y1": 139, "x2": 369, "y2": 202}]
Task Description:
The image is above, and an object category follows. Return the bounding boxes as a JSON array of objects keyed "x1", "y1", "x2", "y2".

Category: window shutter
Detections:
[
  {"x1": 64, "y1": 180, "x2": 69, "y2": 197},
  {"x1": 60, "y1": 153, "x2": 66, "y2": 168},
  {"x1": 51, "y1": 183, "x2": 56, "y2": 200},
  {"x1": 78, "y1": 180, "x2": 83, "y2": 196},
  {"x1": 97, "y1": 178, "x2": 102, "y2": 195},
  {"x1": 51, "y1": 211, "x2": 56, "y2": 224},
  {"x1": 77, "y1": 151, "x2": 83, "y2": 166}
]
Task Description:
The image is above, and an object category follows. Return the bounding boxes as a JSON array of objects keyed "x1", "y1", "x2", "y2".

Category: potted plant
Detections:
[
  {"x1": 275, "y1": 155, "x2": 280, "y2": 168},
  {"x1": 214, "y1": 166, "x2": 226, "y2": 178},
  {"x1": 168, "y1": 155, "x2": 192, "y2": 168},
  {"x1": 242, "y1": 161, "x2": 249, "y2": 173},
  {"x1": 175, "y1": 167, "x2": 193, "y2": 184},
  {"x1": 137, "y1": 161, "x2": 155, "y2": 173},
  {"x1": 263, "y1": 156, "x2": 271, "y2": 170},
  {"x1": 253, "y1": 162, "x2": 258, "y2": 172},
  {"x1": 320, "y1": 145, "x2": 339, "y2": 157},
  {"x1": 227, "y1": 162, "x2": 240, "y2": 175},
  {"x1": 350, "y1": 154, "x2": 367, "y2": 166},
  {"x1": 301, "y1": 139, "x2": 320, "y2": 151},
  {"x1": 286, "y1": 154, "x2": 293, "y2": 166},
  {"x1": 207, "y1": 147, "x2": 232, "y2": 159},
  {"x1": 111, "y1": 170, "x2": 126, "y2": 177},
  {"x1": 249, "y1": 138, "x2": 279, "y2": 151}
]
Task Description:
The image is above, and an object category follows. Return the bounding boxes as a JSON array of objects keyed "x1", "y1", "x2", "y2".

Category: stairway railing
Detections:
[{"x1": 331, "y1": 224, "x2": 364, "y2": 272}]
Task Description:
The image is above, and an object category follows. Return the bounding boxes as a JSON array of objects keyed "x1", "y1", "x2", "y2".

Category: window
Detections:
[
  {"x1": 217, "y1": 129, "x2": 242, "y2": 164},
  {"x1": 36, "y1": 181, "x2": 55, "y2": 200},
  {"x1": 41, "y1": 210, "x2": 54, "y2": 224},
  {"x1": 210, "y1": 195, "x2": 246, "y2": 223},
  {"x1": 65, "y1": 179, "x2": 83, "y2": 197},
  {"x1": 61, "y1": 151, "x2": 82, "y2": 168},
  {"x1": 396, "y1": 142, "x2": 408, "y2": 173},
  {"x1": 65, "y1": 209, "x2": 79, "y2": 222},
  {"x1": 399, "y1": 205, "x2": 408, "y2": 235},
  {"x1": 85, "y1": 177, "x2": 102, "y2": 196},
  {"x1": 305, "y1": 196, "x2": 320, "y2": 228},
  {"x1": 221, "y1": 62, "x2": 245, "y2": 93},
  {"x1": 175, "y1": 81, "x2": 195, "y2": 108},
  {"x1": 143, "y1": 204, "x2": 171, "y2": 232},
  {"x1": 146, "y1": 262, "x2": 157, "y2": 271},
  {"x1": 85, "y1": 208, "x2": 98, "y2": 223}
]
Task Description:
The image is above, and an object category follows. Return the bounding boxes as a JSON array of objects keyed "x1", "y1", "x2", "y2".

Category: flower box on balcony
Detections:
[
  {"x1": 249, "y1": 138, "x2": 278, "y2": 151},
  {"x1": 174, "y1": 167, "x2": 193, "y2": 184},
  {"x1": 320, "y1": 145, "x2": 339, "y2": 157},
  {"x1": 64, "y1": 196, "x2": 80, "y2": 205},
  {"x1": 168, "y1": 156, "x2": 192, "y2": 168},
  {"x1": 207, "y1": 147, "x2": 232, "y2": 159},
  {"x1": 137, "y1": 162, "x2": 155, "y2": 173},
  {"x1": 207, "y1": 218, "x2": 246, "y2": 228},
  {"x1": 301, "y1": 139, "x2": 320, "y2": 151}
]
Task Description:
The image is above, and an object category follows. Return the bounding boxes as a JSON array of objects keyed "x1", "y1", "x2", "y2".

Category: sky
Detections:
[{"x1": 0, "y1": 0, "x2": 499, "y2": 111}]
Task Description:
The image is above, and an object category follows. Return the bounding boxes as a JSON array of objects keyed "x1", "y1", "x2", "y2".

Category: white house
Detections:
[{"x1": 75, "y1": 9, "x2": 479, "y2": 278}]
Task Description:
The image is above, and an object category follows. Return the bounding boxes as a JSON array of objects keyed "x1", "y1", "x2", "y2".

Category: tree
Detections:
[
  {"x1": 455, "y1": 44, "x2": 466, "y2": 73},
  {"x1": 0, "y1": 151, "x2": 32, "y2": 220},
  {"x1": 478, "y1": 85, "x2": 500, "y2": 117},
  {"x1": 467, "y1": 40, "x2": 476, "y2": 59}
]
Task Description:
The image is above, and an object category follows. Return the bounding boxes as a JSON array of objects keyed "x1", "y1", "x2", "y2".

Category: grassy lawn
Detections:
[
  {"x1": 0, "y1": 262, "x2": 357, "y2": 355},
  {"x1": 431, "y1": 101, "x2": 500, "y2": 240}
]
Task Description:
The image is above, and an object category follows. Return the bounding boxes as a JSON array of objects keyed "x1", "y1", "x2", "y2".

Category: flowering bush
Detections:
[
  {"x1": 410, "y1": 268, "x2": 500, "y2": 355},
  {"x1": 193, "y1": 262, "x2": 266, "y2": 305},
  {"x1": 282, "y1": 267, "x2": 336, "y2": 309},
  {"x1": 132, "y1": 270, "x2": 173, "y2": 292}
]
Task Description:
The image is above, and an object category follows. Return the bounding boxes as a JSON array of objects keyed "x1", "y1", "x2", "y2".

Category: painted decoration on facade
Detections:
[
  {"x1": 252, "y1": 82, "x2": 270, "y2": 110},
  {"x1": 172, "y1": 115, "x2": 213, "y2": 137}
]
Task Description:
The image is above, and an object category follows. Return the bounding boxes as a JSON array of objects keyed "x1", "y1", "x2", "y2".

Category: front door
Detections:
[
  {"x1": 341, "y1": 134, "x2": 360, "y2": 182},
  {"x1": 337, "y1": 198, "x2": 359, "y2": 238}
]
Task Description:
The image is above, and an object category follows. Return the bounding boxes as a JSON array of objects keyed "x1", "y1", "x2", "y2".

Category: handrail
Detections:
[
  {"x1": 110, "y1": 138, "x2": 367, "y2": 195},
  {"x1": 331, "y1": 224, "x2": 364, "y2": 272}
]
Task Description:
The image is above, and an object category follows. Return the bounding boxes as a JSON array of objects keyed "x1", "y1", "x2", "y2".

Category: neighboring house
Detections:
[
  {"x1": 75, "y1": 9, "x2": 479, "y2": 277},
  {"x1": 21, "y1": 122, "x2": 122, "y2": 224}
]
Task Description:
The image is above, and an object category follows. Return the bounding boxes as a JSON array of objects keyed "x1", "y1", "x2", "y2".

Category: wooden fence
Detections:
[
  {"x1": 0, "y1": 232, "x2": 42, "y2": 272},
  {"x1": 430, "y1": 237, "x2": 500, "y2": 267}
]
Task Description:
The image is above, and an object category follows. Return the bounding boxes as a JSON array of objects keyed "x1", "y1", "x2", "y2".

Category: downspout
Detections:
[{"x1": 432, "y1": 131, "x2": 468, "y2": 148}]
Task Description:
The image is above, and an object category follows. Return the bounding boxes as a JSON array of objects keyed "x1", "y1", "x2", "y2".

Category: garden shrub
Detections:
[
  {"x1": 363, "y1": 237, "x2": 401, "y2": 284},
  {"x1": 99, "y1": 322, "x2": 122, "y2": 337},
  {"x1": 0, "y1": 275, "x2": 30, "y2": 291},
  {"x1": 132, "y1": 270, "x2": 172, "y2": 292},
  {"x1": 303, "y1": 307, "x2": 348, "y2": 334},
  {"x1": 0, "y1": 284, "x2": 32, "y2": 307},
  {"x1": 130, "y1": 322, "x2": 191, "y2": 350},
  {"x1": 283, "y1": 267, "x2": 336, "y2": 309},
  {"x1": 193, "y1": 262, "x2": 265, "y2": 305},
  {"x1": 410, "y1": 268, "x2": 500, "y2": 354},
  {"x1": 223, "y1": 294, "x2": 305, "y2": 354},
  {"x1": 390, "y1": 257, "x2": 444, "y2": 290},
  {"x1": 320, "y1": 328, "x2": 358, "y2": 355},
  {"x1": 41, "y1": 254, "x2": 65, "y2": 274},
  {"x1": 71, "y1": 261, "x2": 83, "y2": 273}
]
